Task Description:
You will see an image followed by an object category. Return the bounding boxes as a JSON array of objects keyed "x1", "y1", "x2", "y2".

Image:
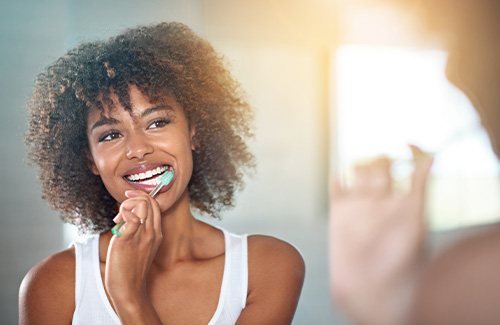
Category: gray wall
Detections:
[{"x1": 1, "y1": 1, "x2": 66, "y2": 322}]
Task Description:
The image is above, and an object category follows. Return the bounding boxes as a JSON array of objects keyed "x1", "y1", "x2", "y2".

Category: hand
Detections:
[
  {"x1": 105, "y1": 190, "x2": 163, "y2": 309},
  {"x1": 329, "y1": 145, "x2": 433, "y2": 325}
]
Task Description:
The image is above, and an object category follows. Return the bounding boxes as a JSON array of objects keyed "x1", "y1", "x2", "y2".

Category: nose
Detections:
[{"x1": 125, "y1": 132, "x2": 154, "y2": 160}]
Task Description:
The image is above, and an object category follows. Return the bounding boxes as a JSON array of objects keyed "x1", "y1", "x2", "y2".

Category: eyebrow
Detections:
[
  {"x1": 90, "y1": 104, "x2": 174, "y2": 131},
  {"x1": 139, "y1": 104, "x2": 174, "y2": 118},
  {"x1": 90, "y1": 117, "x2": 119, "y2": 131}
]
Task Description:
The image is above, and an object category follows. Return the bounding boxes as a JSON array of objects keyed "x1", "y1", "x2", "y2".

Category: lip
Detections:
[
  {"x1": 122, "y1": 162, "x2": 169, "y2": 177},
  {"x1": 122, "y1": 162, "x2": 176, "y2": 194}
]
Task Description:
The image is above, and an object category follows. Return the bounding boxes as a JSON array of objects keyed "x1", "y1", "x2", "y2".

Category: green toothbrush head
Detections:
[
  {"x1": 148, "y1": 168, "x2": 175, "y2": 197},
  {"x1": 159, "y1": 168, "x2": 174, "y2": 186}
]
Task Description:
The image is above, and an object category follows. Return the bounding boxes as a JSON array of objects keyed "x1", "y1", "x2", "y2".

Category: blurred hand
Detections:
[{"x1": 329, "y1": 145, "x2": 433, "y2": 325}]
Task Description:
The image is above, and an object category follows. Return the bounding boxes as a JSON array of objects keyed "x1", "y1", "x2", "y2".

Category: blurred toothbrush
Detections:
[{"x1": 111, "y1": 169, "x2": 174, "y2": 236}]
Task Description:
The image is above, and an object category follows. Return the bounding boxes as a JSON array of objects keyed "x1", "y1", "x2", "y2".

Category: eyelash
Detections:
[
  {"x1": 148, "y1": 117, "x2": 171, "y2": 129},
  {"x1": 97, "y1": 118, "x2": 171, "y2": 142},
  {"x1": 98, "y1": 130, "x2": 121, "y2": 142}
]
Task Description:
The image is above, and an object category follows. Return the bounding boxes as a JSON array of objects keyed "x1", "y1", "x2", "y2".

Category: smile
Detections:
[{"x1": 124, "y1": 165, "x2": 173, "y2": 186}]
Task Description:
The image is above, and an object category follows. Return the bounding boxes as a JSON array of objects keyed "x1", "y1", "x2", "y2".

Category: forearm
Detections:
[{"x1": 112, "y1": 295, "x2": 163, "y2": 325}]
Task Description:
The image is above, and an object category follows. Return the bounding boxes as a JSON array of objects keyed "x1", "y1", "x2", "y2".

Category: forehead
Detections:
[{"x1": 87, "y1": 86, "x2": 182, "y2": 122}]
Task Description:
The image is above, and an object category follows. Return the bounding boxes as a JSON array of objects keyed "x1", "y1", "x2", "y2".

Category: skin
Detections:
[
  {"x1": 409, "y1": 225, "x2": 500, "y2": 325},
  {"x1": 329, "y1": 147, "x2": 433, "y2": 325},
  {"x1": 19, "y1": 85, "x2": 305, "y2": 324}
]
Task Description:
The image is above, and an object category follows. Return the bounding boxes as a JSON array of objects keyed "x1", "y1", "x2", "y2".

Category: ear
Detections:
[
  {"x1": 190, "y1": 125, "x2": 197, "y2": 151},
  {"x1": 87, "y1": 151, "x2": 100, "y2": 176}
]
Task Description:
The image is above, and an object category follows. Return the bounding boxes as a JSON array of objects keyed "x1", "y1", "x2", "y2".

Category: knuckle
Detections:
[
  {"x1": 119, "y1": 211, "x2": 131, "y2": 222},
  {"x1": 142, "y1": 235, "x2": 154, "y2": 246}
]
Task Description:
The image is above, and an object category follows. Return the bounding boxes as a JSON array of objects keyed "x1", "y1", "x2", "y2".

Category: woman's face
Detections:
[{"x1": 86, "y1": 85, "x2": 195, "y2": 212}]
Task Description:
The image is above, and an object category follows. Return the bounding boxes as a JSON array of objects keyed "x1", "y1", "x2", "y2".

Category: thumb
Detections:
[
  {"x1": 409, "y1": 144, "x2": 433, "y2": 197},
  {"x1": 124, "y1": 190, "x2": 147, "y2": 198}
]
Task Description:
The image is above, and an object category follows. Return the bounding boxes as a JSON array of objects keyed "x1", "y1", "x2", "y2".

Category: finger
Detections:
[
  {"x1": 351, "y1": 156, "x2": 393, "y2": 196},
  {"x1": 115, "y1": 209, "x2": 142, "y2": 237},
  {"x1": 124, "y1": 191, "x2": 160, "y2": 235},
  {"x1": 144, "y1": 194, "x2": 162, "y2": 236},
  {"x1": 131, "y1": 199, "x2": 149, "y2": 231},
  {"x1": 141, "y1": 195, "x2": 155, "y2": 232},
  {"x1": 351, "y1": 164, "x2": 370, "y2": 193},
  {"x1": 113, "y1": 214, "x2": 122, "y2": 224},
  {"x1": 150, "y1": 198, "x2": 162, "y2": 237},
  {"x1": 120, "y1": 197, "x2": 150, "y2": 229},
  {"x1": 409, "y1": 144, "x2": 434, "y2": 197},
  {"x1": 367, "y1": 156, "x2": 393, "y2": 194},
  {"x1": 125, "y1": 189, "x2": 147, "y2": 198},
  {"x1": 120, "y1": 196, "x2": 148, "y2": 213},
  {"x1": 330, "y1": 178, "x2": 346, "y2": 201}
]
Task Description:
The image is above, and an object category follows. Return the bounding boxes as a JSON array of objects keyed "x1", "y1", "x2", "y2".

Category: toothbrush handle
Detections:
[
  {"x1": 148, "y1": 181, "x2": 164, "y2": 198},
  {"x1": 111, "y1": 221, "x2": 124, "y2": 236},
  {"x1": 111, "y1": 181, "x2": 164, "y2": 236}
]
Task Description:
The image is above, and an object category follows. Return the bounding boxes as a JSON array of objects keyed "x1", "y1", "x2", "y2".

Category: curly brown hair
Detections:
[{"x1": 26, "y1": 22, "x2": 254, "y2": 234}]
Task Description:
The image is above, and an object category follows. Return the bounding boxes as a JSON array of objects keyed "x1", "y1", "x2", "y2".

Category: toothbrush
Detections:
[{"x1": 111, "y1": 169, "x2": 174, "y2": 236}]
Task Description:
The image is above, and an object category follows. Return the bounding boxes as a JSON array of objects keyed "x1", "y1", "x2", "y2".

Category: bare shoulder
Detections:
[
  {"x1": 237, "y1": 235, "x2": 304, "y2": 324},
  {"x1": 247, "y1": 235, "x2": 305, "y2": 276},
  {"x1": 19, "y1": 247, "x2": 76, "y2": 324},
  {"x1": 410, "y1": 226, "x2": 500, "y2": 324}
]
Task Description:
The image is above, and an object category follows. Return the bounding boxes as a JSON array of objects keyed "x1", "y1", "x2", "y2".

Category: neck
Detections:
[{"x1": 154, "y1": 190, "x2": 201, "y2": 268}]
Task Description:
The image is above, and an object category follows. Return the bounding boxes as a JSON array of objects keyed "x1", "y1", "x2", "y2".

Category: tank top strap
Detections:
[
  {"x1": 225, "y1": 230, "x2": 248, "y2": 309},
  {"x1": 209, "y1": 228, "x2": 248, "y2": 324}
]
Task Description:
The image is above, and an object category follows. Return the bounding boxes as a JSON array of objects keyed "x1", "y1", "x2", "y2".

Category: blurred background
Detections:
[{"x1": 1, "y1": 0, "x2": 498, "y2": 323}]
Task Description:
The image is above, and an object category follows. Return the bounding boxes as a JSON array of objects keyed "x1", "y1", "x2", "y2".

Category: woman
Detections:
[{"x1": 19, "y1": 22, "x2": 304, "y2": 324}]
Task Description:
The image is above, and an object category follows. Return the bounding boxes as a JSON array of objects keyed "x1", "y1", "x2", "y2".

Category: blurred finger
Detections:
[
  {"x1": 351, "y1": 164, "x2": 370, "y2": 193},
  {"x1": 409, "y1": 144, "x2": 434, "y2": 197},
  {"x1": 351, "y1": 156, "x2": 393, "y2": 196},
  {"x1": 368, "y1": 156, "x2": 392, "y2": 194},
  {"x1": 330, "y1": 178, "x2": 346, "y2": 200}
]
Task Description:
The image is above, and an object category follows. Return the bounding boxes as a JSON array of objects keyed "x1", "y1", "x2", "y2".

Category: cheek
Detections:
[
  {"x1": 90, "y1": 150, "x2": 116, "y2": 178},
  {"x1": 165, "y1": 137, "x2": 194, "y2": 178}
]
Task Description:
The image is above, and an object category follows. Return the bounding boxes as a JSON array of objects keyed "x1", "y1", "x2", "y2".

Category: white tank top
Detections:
[{"x1": 72, "y1": 228, "x2": 248, "y2": 325}]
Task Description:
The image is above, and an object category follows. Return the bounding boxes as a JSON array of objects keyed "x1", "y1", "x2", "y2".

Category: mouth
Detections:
[{"x1": 123, "y1": 164, "x2": 175, "y2": 191}]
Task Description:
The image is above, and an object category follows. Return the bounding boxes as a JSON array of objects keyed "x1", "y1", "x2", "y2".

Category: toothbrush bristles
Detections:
[{"x1": 149, "y1": 169, "x2": 174, "y2": 198}]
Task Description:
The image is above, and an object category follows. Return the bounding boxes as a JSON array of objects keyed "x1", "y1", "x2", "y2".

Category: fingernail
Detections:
[
  {"x1": 113, "y1": 214, "x2": 122, "y2": 223},
  {"x1": 125, "y1": 190, "x2": 139, "y2": 198}
]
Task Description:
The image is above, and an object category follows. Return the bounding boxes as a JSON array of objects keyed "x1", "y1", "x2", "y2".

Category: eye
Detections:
[
  {"x1": 98, "y1": 131, "x2": 122, "y2": 142},
  {"x1": 148, "y1": 118, "x2": 171, "y2": 129}
]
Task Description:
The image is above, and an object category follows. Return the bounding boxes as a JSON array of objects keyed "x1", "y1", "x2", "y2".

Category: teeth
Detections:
[
  {"x1": 125, "y1": 165, "x2": 169, "y2": 182},
  {"x1": 140, "y1": 176, "x2": 162, "y2": 186}
]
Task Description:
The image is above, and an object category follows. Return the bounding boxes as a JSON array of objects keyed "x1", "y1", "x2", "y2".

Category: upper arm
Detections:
[
  {"x1": 237, "y1": 235, "x2": 305, "y2": 325},
  {"x1": 19, "y1": 248, "x2": 76, "y2": 325},
  {"x1": 409, "y1": 230, "x2": 500, "y2": 325}
]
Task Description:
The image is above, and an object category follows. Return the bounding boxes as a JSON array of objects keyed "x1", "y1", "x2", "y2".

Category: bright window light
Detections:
[{"x1": 333, "y1": 45, "x2": 500, "y2": 230}]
